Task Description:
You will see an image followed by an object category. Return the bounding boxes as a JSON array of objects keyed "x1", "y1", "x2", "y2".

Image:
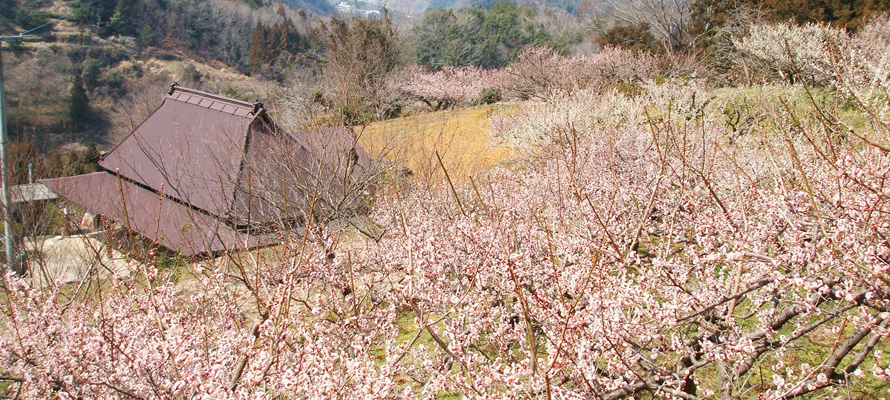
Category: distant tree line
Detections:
[
  {"x1": 248, "y1": 17, "x2": 313, "y2": 76},
  {"x1": 60, "y1": 0, "x2": 328, "y2": 79},
  {"x1": 597, "y1": 0, "x2": 890, "y2": 54},
  {"x1": 714, "y1": 0, "x2": 888, "y2": 29},
  {"x1": 413, "y1": 0, "x2": 564, "y2": 70},
  {"x1": 60, "y1": 0, "x2": 570, "y2": 76}
]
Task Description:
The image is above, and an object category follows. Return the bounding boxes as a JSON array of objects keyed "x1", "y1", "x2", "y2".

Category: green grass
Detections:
[{"x1": 710, "y1": 85, "x2": 876, "y2": 137}]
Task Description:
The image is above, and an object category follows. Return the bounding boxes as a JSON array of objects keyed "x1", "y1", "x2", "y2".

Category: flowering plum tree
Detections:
[
  {"x1": 0, "y1": 229, "x2": 404, "y2": 398},
  {"x1": 3, "y1": 17, "x2": 890, "y2": 399},
  {"x1": 401, "y1": 46, "x2": 658, "y2": 109},
  {"x1": 365, "y1": 91, "x2": 890, "y2": 398},
  {"x1": 400, "y1": 65, "x2": 503, "y2": 110},
  {"x1": 733, "y1": 21, "x2": 848, "y2": 85},
  {"x1": 503, "y1": 46, "x2": 659, "y2": 100}
]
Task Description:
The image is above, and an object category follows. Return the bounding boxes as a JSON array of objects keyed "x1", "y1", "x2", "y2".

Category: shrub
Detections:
[
  {"x1": 105, "y1": 71, "x2": 125, "y2": 88},
  {"x1": 597, "y1": 22, "x2": 658, "y2": 52},
  {"x1": 732, "y1": 21, "x2": 848, "y2": 85},
  {"x1": 222, "y1": 86, "x2": 248, "y2": 102},
  {"x1": 399, "y1": 65, "x2": 503, "y2": 110},
  {"x1": 104, "y1": 71, "x2": 126, "y2": 97},
  {"x1": 176, "y1": 63, "x2": 202, "y2": 84},
  {"x1": 81, "y1": 58, "x2": 102, "y2": 91},
  {"x1": 478, "y1": 88, "x2": 501, "y2": 104}
]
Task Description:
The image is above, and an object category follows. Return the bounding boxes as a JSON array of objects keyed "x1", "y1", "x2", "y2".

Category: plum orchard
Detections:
[
  {"x1": 3, "y1": 18, "x2": 890, "y2": 399},
  {"x1": 400, "y1": 46, "x2": 660, "y2": 109},
  {"x1": 366, "y1": 78, "x2": 890, "y2": 397}
]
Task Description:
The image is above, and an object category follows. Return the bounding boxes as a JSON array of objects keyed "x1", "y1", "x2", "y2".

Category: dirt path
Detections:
[{"x1": 24, "y1": 234, "x2": 140, "y2": 289}]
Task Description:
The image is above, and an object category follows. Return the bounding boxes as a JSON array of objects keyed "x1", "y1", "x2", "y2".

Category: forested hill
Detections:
[
  {"x1": 0, "y1": 0, "x2": 329, "y2": 179},
  {"x1": 2, "y1": 0, "x2": 322, "y2": 72},
  {"x1": 281, "y1": 0, "x2": 334, "y2": 15}
]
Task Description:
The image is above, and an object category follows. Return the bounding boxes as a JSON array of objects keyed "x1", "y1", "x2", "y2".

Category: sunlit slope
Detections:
[{"x1": 358, "y1": 104, "x2": 515, "y2": 182}]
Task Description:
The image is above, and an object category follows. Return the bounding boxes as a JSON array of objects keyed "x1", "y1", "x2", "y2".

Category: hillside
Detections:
[
  {"x1": 361, "y1": 104, "x2": 514, "y2": 182},
  {"x1": 1, "y1": 0, "x2": 319, "y2": 170},
  {"x1": 3, "y1": 0, "x2": 890, "y2": 398}
]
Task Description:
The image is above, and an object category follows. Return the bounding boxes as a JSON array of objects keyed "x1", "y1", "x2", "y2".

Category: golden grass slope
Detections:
[{"x1": 357, "y1": 104, "x2": 515, "y2": 183}]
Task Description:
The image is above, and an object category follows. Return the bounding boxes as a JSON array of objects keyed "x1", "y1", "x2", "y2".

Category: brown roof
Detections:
[
  {"x1": 40, "y1": 85, "x2": 372, "y2": 255},
  {"x1": 97, "y1": 86, "x2": 259, "y2": 217},
  {"x1": 41, "y1": 172, "x2": 278, "y2": 255}
]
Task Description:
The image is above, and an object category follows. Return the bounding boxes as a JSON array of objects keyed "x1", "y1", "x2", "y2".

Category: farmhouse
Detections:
[{"x1": 42, "y1": 84, "x2": 371, "y2": 256}]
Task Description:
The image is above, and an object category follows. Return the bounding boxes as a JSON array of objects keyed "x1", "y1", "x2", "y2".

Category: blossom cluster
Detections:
[
  {"x1": 733, "y1": 16, "x2": 890, "y2": 94},
  {"x1": 399, "y1": 65, "x2": 503, "y2": 110},
  {"x1": 502, "y1": 46, "x2": 659, "y2": 100},
  {"x1": 733, "y1": 21, "x2": 847, "y2": 84}
]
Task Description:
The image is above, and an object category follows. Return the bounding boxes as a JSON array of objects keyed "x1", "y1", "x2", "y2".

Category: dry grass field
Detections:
[{"x1": 357, "y1": 104, "x2": 516, "y2": 183}]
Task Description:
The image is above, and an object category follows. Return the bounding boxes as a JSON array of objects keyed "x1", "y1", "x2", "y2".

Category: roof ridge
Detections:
[{"x1": 168, "y1": 84, "x2": 258, "y2": 109}]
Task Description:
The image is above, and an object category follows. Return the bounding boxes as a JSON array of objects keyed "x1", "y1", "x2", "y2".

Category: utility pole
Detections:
[
  {"x1": 0, "y1": 21, "x2": 54, "y2": 273},
  {"x1": 0, "y1": 37, "x2": 18, "y2": 273}
]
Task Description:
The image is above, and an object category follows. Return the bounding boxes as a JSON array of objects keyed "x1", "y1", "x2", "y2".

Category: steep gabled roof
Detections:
[{"x1": 97, "y1": 85, "x2": 264, "y2": 218}]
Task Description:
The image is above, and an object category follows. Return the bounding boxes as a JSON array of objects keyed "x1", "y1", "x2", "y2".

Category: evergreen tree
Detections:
[
  {"x1": 248, "y1": 18, "x2": 309, "y2": 76},
  {"x1": 413, "y1": 9, "x2": 463, "y2": 70},
  {"x1": 68, "y1": 73, "x2": 90, "y2": 129},
  {"x1": 81, "y1": 58, "x2": 102, "y2": 91},
  {"x1": 107, "y1": 0, "x2": 134, "y2": 36},
  {"x1": 248, "y1": 21, "x2": 270, "y2": 75},
  {"x1": 271, "y1": 23, "x2": 285, "y2": 54},
  {"x1": 71, "y1": 0, "x2": 116, "y2": 29},
  {"x1": 139, "y1": 25, "x2": 156, "y2": 47}
]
